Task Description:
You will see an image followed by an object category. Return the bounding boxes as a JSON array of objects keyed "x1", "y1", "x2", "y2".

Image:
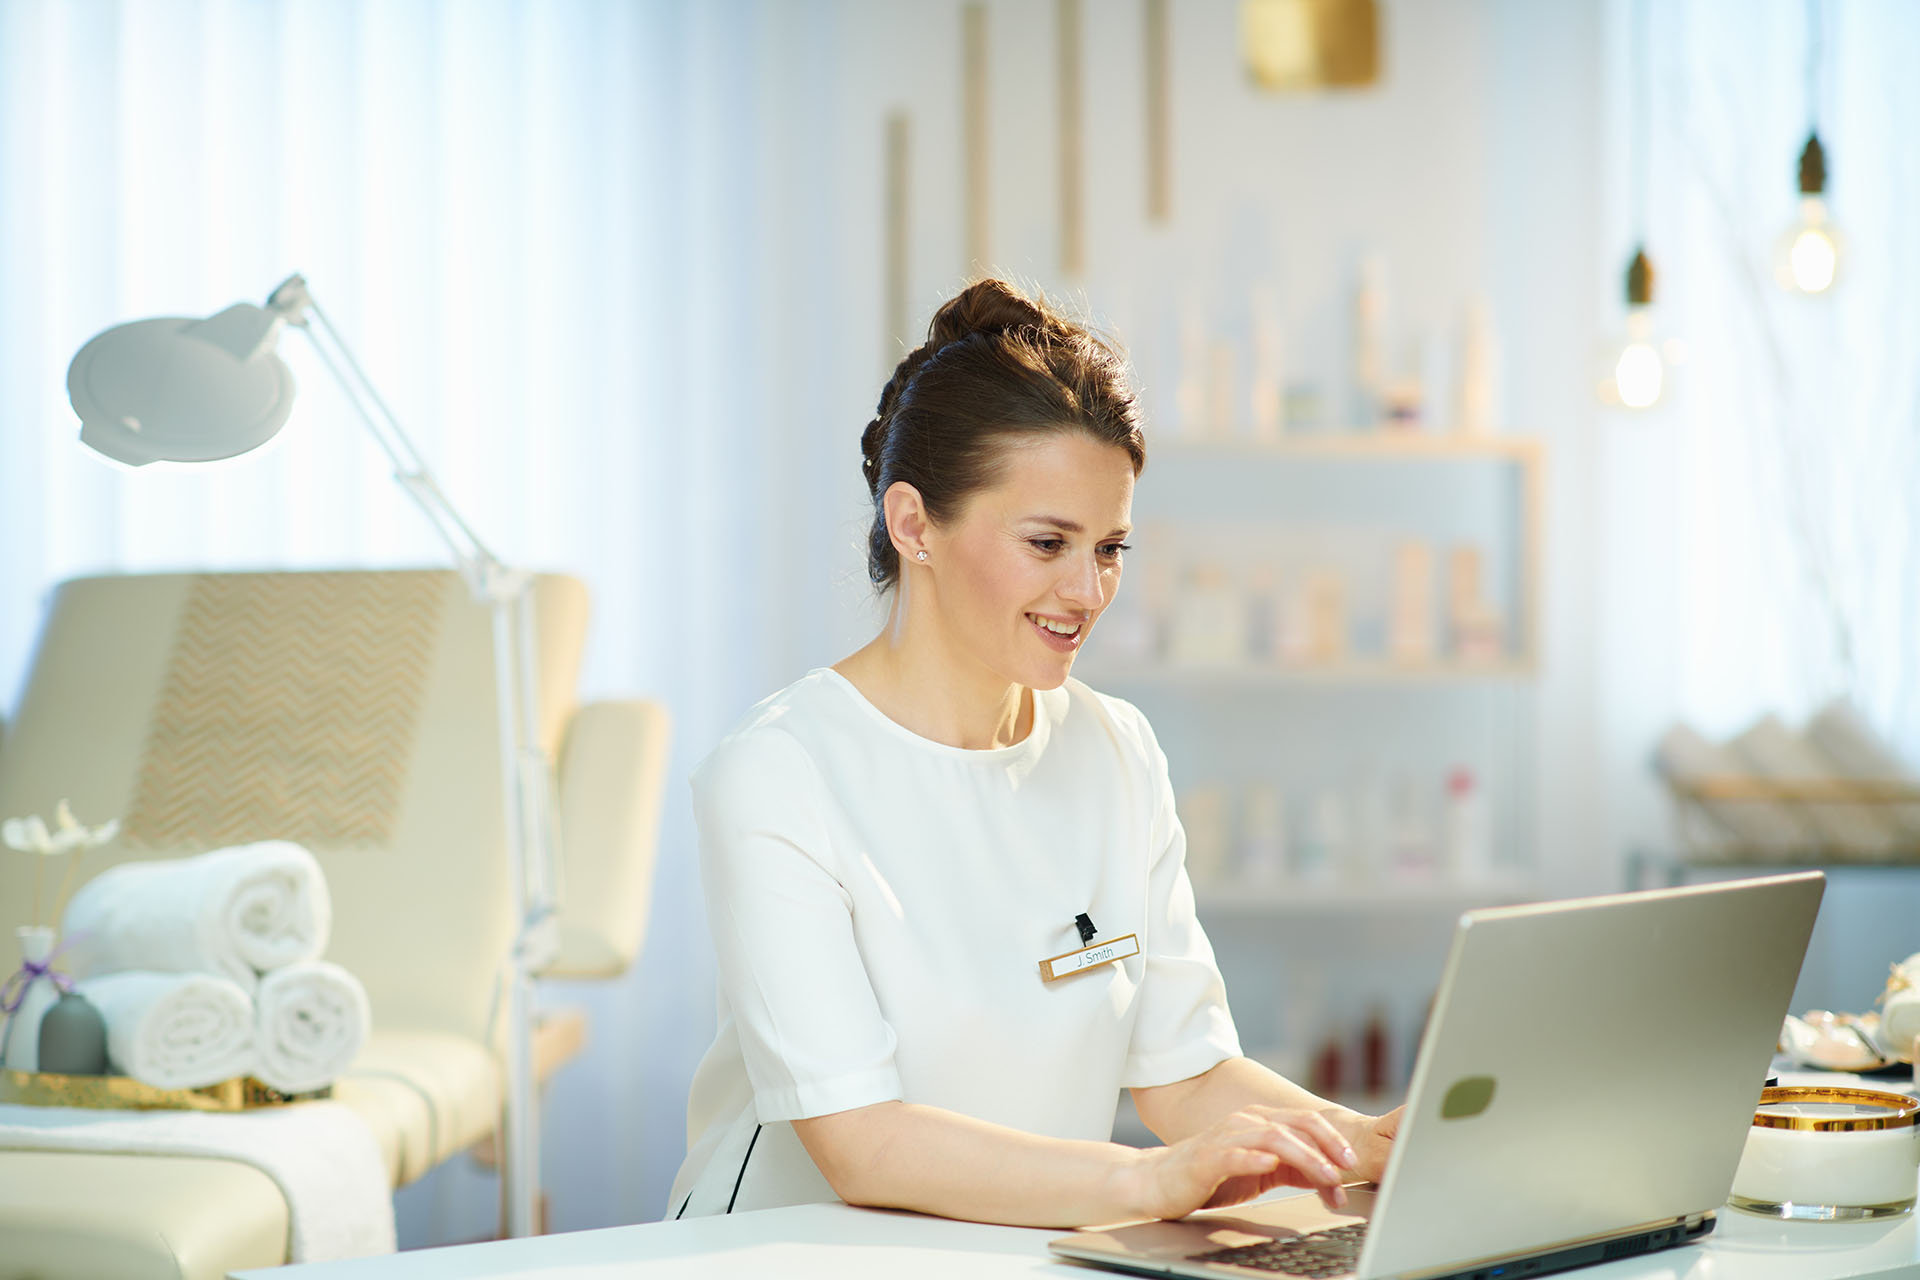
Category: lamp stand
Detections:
[{"x1": 267, "y1": 275, "x2": 558, "y2": 1239}]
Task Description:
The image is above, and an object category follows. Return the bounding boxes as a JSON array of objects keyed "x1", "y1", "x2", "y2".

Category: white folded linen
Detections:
[
  {"x1": 62, "y1": 841, "x2": 332, "y2": 990},
  {"x1": 1656, "y1": 723, "x2": 1813, "y2": 856},
  {"x1": 1806, "y1": 700, "x2": 1920, "y2": 844},
  {"x1": 0, "y1": 1099, "x2": 395, "y2": 1262},
  {"x1": 255, "y1": 961, "x2": 371, "y2": 1095},
  {"x1": 78, "y1": 970, "x2": 257, "y2": 1090},
  {"x1": 1733, "y1": 713, "x2": 1902, "y2": 857}
]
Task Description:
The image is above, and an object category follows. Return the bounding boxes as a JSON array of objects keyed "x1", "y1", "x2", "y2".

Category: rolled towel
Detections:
[
  {"x1": 254, "y1": 961, "x2": 370, "y2": 1095},
  {"x1": 63, "y1": 842, "x2": 332, "y2": 990},
  {"x1": 78, "y1": 970, "x2": 256, "y2": 1090},
  {"x1": 1732, "y1": 713, "x2": 1902, "y2": 858},
  {"x1": 1655, "y1": 723, "x2": 1813, "y2": 857},
  {"x1": 1806, "y1": 700, "x2": 1920, "y2": 844}
]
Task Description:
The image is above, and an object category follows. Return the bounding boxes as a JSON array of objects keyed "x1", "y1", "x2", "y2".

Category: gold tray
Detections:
[{"x1": 0, "y1": 1069, "x2": 329, "y2": 1112}]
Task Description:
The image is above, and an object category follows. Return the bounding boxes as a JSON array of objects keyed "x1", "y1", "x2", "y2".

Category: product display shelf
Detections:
[
  {"x1": 1143, "y1": 427, "x2": 1545, "y2": 674},
  {"x1": 1118, "y1": 429, "x2": 1546, "y2": 1097},
  {"x1": 1194, "y1": 877, "x2": 1538, "y2": 917}
]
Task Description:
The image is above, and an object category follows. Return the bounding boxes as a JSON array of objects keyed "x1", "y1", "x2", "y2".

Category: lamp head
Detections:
[{"x1": 67, "y1": 302, "x2": 295, "y2": 466}]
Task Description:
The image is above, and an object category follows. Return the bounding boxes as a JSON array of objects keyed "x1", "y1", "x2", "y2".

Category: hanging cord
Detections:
[
  {"x1": 1805, "y1": 0, "x2": 1823, "y2": 138},
  {"x1": 1629, "y1": 0, "x2": 1649, "y2": 250}
]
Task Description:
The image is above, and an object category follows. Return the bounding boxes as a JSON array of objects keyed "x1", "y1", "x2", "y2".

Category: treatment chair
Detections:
[{"x1": 0, "y1": 569, "x2": 670, "y2": 1279}]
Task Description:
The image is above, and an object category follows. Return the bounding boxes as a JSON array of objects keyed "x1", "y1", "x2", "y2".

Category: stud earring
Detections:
[{"x1": 916, "y1": 550, "x2": 929, "y2": 562}]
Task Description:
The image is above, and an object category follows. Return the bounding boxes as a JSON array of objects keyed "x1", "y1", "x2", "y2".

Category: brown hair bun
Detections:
[{"x1": 860, "y1": 278, "x2": 1145, "y2": 590}]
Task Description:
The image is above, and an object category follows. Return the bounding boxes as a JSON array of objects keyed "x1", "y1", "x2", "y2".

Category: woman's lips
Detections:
[{"x1": 1027, "y1": 612, "x2": 1084, "y2": 651}]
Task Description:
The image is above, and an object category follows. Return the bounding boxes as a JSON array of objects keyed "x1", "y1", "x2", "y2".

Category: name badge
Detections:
[{"x1": 1038, "y1": 933, "x2": 1140, "y2": 982}]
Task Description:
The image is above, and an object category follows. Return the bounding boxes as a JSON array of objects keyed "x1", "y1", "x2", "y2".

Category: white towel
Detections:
[
  {"x1": 255, "y1": 961, "x2": 371, "y2": 1095},
  {"x1": 1655, "y1": 723, "x2": 1814, "y2": 857},
  {"x1": 1806, "y1": 700, "x2": 1920, "y2": 844},
  {"x1": 79, "y1": 970, "x2": 256, "y2": 1091},
  {"x1": 1733, "y1": 713, "x2": 1902, "y2": 858},
  {"x1": 63, "y1": 841, "x2": 332, "y2": 990},
  {"x1": 0, "y1": 1099, "x2": 395, "y2": 1262}
]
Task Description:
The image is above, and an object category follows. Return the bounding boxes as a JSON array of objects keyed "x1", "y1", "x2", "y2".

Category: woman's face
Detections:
[{"x1": 925, "y1": 431, "x2": 1136, "y2": 692}]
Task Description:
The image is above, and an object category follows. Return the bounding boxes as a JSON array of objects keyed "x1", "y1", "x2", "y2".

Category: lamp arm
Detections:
[
  {"x1": 269, "y1": 278, "x2": 505, "y2": 600},
  {"x1": 269, "y1": 278, "x2": 561, "y2": 921}
]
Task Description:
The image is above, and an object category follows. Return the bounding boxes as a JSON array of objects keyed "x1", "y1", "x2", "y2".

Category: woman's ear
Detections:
[{"x1": 883, "y1": 482, "x2": 934, "y2": 563}]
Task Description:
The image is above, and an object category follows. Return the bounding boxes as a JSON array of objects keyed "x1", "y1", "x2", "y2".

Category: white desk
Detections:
[{"x1": 237, "y1": 1189, "x2": 1920, "y2": 1280}]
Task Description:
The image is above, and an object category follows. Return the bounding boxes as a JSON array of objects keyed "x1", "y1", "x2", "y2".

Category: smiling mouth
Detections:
[{"x1": 1027, "y1": 612, "x2": 1085, "y2": 649}]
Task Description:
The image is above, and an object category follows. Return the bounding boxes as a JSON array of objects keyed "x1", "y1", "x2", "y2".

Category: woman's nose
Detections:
[{"x1": 1058, "y1": 554, "x2": 1106, "y2": 609}]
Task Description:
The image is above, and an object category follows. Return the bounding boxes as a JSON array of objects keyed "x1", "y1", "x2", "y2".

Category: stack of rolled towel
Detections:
[
  {"x1": 59, "y1": 841, "x2": 370, "y2": 1094},
  {"x1": 1655, "y1": 699, "x2": 1920, "y2": 860}
]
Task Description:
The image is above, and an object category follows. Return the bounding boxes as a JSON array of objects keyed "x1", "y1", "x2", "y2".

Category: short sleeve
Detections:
[
  {"x1": 692, "y1": 726, "x2": 903, "y2": 1121},
  {"x1": 1119, "y1": 710, "x2": 1243, "y2": 1088}
]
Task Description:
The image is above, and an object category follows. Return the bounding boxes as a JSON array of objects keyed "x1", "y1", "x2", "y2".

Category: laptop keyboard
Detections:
[{"x1": 1187, "y1": 1222, "x2": 1368, "y2": 1276}]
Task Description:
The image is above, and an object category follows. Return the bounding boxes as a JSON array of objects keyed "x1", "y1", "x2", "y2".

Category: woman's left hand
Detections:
[{"x1": 1323, "y1": 1105, "x2": 1401, "y2": 1184}]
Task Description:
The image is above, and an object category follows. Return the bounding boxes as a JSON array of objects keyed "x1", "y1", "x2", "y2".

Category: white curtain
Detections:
[
  {"x1": 1618, "y1": 0, "x2": 1920, "y2": 758},
  {"x1": 0, "y1": 0, "x2": 891, "y2": 1235}
]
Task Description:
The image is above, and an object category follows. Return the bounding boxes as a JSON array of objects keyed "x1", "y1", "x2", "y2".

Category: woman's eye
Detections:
[
  {"x1": 1030, "y1": 538, "x2": 1065, "y2": 553},
  {"x1": 1100, "y1": 542, "x2": 1132, "y2": 559}
]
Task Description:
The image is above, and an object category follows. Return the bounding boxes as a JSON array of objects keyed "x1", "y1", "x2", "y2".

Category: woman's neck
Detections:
[{"x1": 833, "y1": 602, "x2": 1032, "y2": 751}]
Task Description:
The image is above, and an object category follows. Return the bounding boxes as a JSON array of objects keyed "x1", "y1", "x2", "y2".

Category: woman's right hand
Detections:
[{"x1": 1122, "y1": 1105, "x2": 1360, "y2": 1221}]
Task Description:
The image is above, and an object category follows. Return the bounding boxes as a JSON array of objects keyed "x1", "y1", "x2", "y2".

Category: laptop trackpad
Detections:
[{"x1": 1061, "y1": 1187, "x2": 1377, "y2": 1263}]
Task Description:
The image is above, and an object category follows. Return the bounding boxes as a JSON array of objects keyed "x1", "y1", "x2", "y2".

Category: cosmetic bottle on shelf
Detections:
[
  {"x1": 1458, "y1": 297, "x2": 1502, "y2": 436},
  {"x1": 1388, "y1": 776, "x2": 1437, "y2": 881},
  {"x1": 1296, "y1": 787, "x2": 1348, "y2": 883},
  {"x1": 1246, "y1": 565, "x2": 1281, "y2": 661},
  {"x1": 1169, "y1": 563, "x2": 1246, "y2": 665},
  {"x1": 1442, "y1": 768, "x2": 1491, "y2": 884},
  {"x1": 1351, "y1": 255, "x2": 1389, "y2": 429},
  {"x1": 1303, "y1": 570, "x2": 1350, "y2": 665},
  {"x1": 1240, "y1": 784, "x2": 1288, "y2": 882},
  {"x1": 1179, "y1": 785, "x2": 1233, "y2": 886},
  {"x1": 1176, "y1": 299, "x2": 1210, "y2": 437},
  {"x1": 1250, "y1": 286, "x2": 1287, "y2": 440},
  {"x1": 1388, "y1": 540, "x2": 1436, "y2": 665}
]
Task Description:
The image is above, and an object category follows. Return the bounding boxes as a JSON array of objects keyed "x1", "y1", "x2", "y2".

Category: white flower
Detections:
[
  {"x1": 3, "y1": 802, "x2": 119, "y2": 856},
  {"x1": 2, "y1": 815, "x2": 52, "y2": 855}
]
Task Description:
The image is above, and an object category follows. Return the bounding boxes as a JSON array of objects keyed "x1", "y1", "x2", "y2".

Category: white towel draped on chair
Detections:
[
  {"x1": 62, "y1": 842, "x2": 332, "y2": 991},
  {"x1": 0, "y1": 1099, "x2": 395, "y2": 1262}
]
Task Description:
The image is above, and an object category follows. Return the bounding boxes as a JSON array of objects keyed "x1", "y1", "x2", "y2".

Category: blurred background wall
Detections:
[{"x1": 1, "y1": 0, "x2": 1915, "y2": 1243}]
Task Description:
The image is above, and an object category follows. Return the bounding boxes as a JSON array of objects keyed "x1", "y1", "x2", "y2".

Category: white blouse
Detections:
[{"x1": 667, "y1": 669, "x2": 1241, "y2": 1217}]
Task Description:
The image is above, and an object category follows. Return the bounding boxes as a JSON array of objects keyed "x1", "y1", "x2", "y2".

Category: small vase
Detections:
[
  {"x1": 38, "y1": 990, "x2": 109, "y2": 1076},
  {"x1": 2, "y1": 925, "x2": 61, "y2": 1073}
]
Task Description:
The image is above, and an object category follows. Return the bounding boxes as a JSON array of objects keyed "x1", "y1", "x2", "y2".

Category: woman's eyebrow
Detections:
[{"x1": 1021, "y1": 515, "x2": 1132, "y2": 537}]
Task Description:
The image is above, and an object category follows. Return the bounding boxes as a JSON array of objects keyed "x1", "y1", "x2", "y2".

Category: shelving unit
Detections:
[
  {"x1": 1125, "y1": 429, "x2": 1545, "y2": 671},
  {"x1": 1086, "y1": 427, "x2": 1547, "y2": 1103}
]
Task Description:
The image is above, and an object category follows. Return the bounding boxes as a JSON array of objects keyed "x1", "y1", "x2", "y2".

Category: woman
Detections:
[{"x1": 668, "y1": 279, "x2": 1400, "y2": 1226}]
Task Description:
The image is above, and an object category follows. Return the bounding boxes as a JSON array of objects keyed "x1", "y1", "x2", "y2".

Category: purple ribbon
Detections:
[{"x1": 1, "y1": 937, "x2": 80, "y2": 1015}]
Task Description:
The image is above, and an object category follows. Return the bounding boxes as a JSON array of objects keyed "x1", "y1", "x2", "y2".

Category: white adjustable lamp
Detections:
[{"x1": 66, "y1": 274, "x2": 556, "y2": 1240}]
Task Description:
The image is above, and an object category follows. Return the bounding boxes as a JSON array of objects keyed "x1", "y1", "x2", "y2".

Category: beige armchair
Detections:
[{"x1": 0, "y1": 569, "x2": 669, "y2": 1279}]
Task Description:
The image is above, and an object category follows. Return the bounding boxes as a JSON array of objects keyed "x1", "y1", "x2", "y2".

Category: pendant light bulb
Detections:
[
  {"x1": 1614, "y1": 309, "x2": 1664, "y2": 410},
  {"x1": 1777, "y1": 132, "x2": 1843, "y2": 294},
  {"x1": 1602, "y1": 247, "x2": 1666, "y2": 411}
]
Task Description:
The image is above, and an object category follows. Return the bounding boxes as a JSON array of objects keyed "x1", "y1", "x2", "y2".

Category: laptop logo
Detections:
[{"x1": 1440, "y1": 1075, "x2": 1496, "y2": 1119}]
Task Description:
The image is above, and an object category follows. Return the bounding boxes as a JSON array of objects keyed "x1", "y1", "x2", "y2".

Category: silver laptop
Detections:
[{"x1": 1051, "y1": 872, "x2": 1825, "y2": 1280}]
